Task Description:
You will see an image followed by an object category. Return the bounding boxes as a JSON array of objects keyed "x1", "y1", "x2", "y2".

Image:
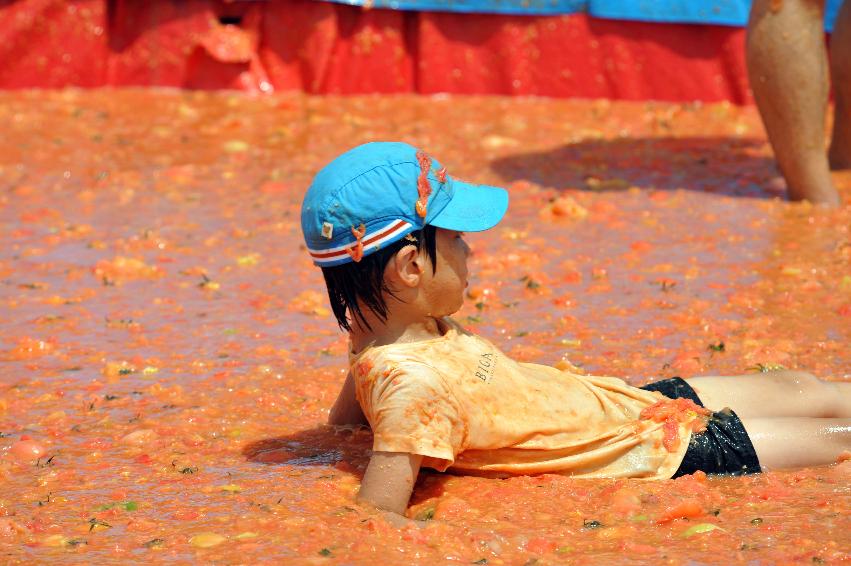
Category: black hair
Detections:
[{"x1": 321, "y1": 225, "x2": 438, "y2": 332}]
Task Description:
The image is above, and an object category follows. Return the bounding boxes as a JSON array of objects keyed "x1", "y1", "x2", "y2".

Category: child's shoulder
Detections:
[
  {"x1": 348, "y1": 316, "x2": 503, "y2": 389},
  {"x1": 349, "y1": 344, "x2": 450, "y2": 397}
]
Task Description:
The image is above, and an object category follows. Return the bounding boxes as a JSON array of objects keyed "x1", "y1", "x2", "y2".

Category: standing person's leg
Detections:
[
  {"x1": 829, "y1": 0, "x2": 851, "y2": 169},
  {"x1": 747, "y1": 0, "x2": 840, "y2": 206}
]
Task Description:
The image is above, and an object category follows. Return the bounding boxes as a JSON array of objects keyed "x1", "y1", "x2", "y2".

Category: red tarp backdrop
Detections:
[{"x1": 0, "y1": 0, "x2": 756, "y2": 102}]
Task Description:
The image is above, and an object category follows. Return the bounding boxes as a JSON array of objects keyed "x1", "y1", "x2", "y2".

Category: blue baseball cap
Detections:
[{"x1": 301, "y1": 142, "x2": 509, "y2": 267}]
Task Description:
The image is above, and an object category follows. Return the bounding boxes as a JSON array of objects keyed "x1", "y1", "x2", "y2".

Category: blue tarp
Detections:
[{"x1": 326, "y1": 0, "x2": 842, "y2": 31}]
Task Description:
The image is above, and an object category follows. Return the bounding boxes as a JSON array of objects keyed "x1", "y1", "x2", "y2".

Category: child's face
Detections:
[{"x1": 421, "y1": 228, "x2": 470, "y2": 316}]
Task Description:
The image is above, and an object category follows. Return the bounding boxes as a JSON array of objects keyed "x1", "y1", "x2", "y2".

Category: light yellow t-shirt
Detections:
[{"x1": 351, "y1": 318, "x2": 694, "y2": 480}]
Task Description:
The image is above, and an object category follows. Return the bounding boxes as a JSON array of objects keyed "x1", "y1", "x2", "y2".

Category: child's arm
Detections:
[
  {"x1": 357, "y1": 451, "x2": 423, "y2": 516},
  {"x1": 328, "y1": 372, "x2": 368, "y2": 426}
]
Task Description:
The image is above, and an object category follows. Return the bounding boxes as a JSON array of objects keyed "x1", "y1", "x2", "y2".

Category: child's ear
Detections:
[{"x1": 390, "y1": 244, "x2": 423, "y2": 288}]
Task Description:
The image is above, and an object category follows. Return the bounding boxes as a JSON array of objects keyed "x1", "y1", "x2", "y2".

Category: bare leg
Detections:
[
  {"x1": 740, "y1": 417, "x2": 851, "y2": 469},
  {"x1": 829, "y1": 0, "x2": 851, "y2": 169},
  {"x1": 685, "y1": 370, "x2": 851, "y2": 418},
  {"x1": 747, "y1": 0, "x2": 840, "y2": 206}
]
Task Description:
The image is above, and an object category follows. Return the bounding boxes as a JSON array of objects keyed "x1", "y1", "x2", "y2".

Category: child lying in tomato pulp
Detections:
[{"x1": 300, "y1": 142, "x2": 851, "y2": 520}]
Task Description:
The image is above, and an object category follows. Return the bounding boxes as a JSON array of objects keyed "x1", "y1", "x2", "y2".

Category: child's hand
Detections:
[{"x1": 357, "y1": 451, "x2": 423, "y2": 515}]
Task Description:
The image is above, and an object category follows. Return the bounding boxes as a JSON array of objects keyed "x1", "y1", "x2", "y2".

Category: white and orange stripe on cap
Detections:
[{"x1": 307, "y1": 219, "x2": 414, "y2": 266}]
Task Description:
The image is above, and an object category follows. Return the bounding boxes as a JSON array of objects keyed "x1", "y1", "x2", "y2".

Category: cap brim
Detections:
[{"x1": 429, "y1": 181, "x2": 508, "y2": 232}]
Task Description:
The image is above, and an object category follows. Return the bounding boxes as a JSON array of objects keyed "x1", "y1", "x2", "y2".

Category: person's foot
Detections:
[
  {"x1": 764, "y1": 179, "x2": 839, "y2": 208},
  {"x1": 780, "y1": 157, "x2": 842, "y2": 207},
  {"x1": 784, "y1": 179, "x2": 841, "y2": 206},
  {"x1": 792, "y1": 184, "x2": 841, "y2": 207}
]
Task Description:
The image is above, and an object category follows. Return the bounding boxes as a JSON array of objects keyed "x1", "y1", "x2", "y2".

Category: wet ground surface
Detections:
[{"x1": 0, "y1": 90, "x2": 849, "y2": 563}]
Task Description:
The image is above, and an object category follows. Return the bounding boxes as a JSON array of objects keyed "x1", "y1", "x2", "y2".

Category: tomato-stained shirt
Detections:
[{"x1": 350, "y1": 318, "x2": 697, "y2": 479}]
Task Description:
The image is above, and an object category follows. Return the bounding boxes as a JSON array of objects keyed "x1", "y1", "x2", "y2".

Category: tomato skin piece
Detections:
[
  {"x1": 8, "y1": 440, "x2": 46, "y2": 460},
  {"x1": 656, "y1": 499, "x2": 703, "y2": 523},
  {"x1": 134, "y1": 454, "x2": 153, "y2": 464},
  {"x1": 610, "y1": 488, "x2": 642, "y2": 514},
  {"x1": 662, "y1": 418, "x2": 680, "y2": 452},
  {"x1": 172, "y1": 510, "x2": 200, "y2": 521},
  {"x1": 121, "y1": 429, "x2": 157, "y2": 445},
  {"x1": 630, "y1": 240, "x2": 652, "y2": 252},
  {"x1": 109, "y1": 490, "x2": 128, "y2": 501}
]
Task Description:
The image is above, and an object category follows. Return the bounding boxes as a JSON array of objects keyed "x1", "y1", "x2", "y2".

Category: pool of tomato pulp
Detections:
[{"x1": 0, "y1": 90, "x2": 849, "y2": 563}]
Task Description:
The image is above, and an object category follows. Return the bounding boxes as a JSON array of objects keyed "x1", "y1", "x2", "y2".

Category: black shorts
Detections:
[{"x1": 640, "y1": 377, "x2": 761, "y2": 478}]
